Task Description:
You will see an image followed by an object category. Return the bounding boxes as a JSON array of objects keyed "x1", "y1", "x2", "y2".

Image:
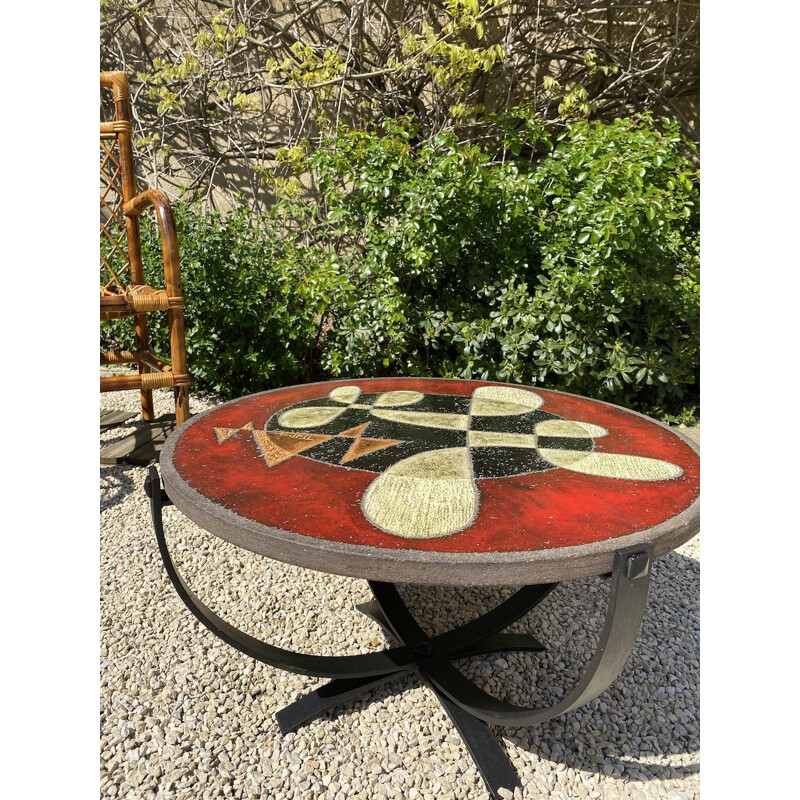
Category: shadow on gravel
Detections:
[{"x1": 100, "y1": 462, "x2": 146, "y2": 512}]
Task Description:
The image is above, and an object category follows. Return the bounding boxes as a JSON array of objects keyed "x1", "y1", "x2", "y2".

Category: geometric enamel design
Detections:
[
  {"x1": 329, "y1": 385, "x2": 362, "y2": 403},
  {"x1": 265, "y1": 385, "x2": 687, "y2": 540},
  {"x1": 362, "y1": 448, "x2": 478, "y2": 539},
  {"x1": 338, "y1": 424, "x2": 370, "y2": 438},
  {"x1": 373, "y1": 390, "x2": 424, "y2": 407},
  {"x1": 252, "y1": 430, "x2": 332, "y2": 466},
  {"x1": 214, "y1": 421, "x2": 254, "y2": 443},
  {"x1": 470, "y1": 385, "x2": 544, "y2": 416},
  {"x1": 214, "y1": 427, "x2": 239, "y2": 444},
  {"x1": 467, "y1": 430, "x2": 538, "y2": 448},
  {"x1": 538, "y1": 449, "x2": 683, "y2": 480},
  {"x1": 214, "y1": 427, "x2": 237, "y2": 443},
  {"x1": 209, "y1": 382, "x2": 688, "y2": 543},
  {"x1": 341, "y1": 435, "x2": 404, "y2": 464},
  {"x1": 535, "y1": 420, "x2": 608, "y2": 438},
  {"x1": 370, "y1": 409, "x2": 469, "y2": 430},
  {"x1": 277, "y1": 406, "x2": 346, "y2": 428}
]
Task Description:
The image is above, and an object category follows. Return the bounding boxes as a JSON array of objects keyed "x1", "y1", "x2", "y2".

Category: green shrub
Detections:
[
  {"x1": 101, "y1": 202, "x2": 345, "y2": 395},
  {"x1": 102, "y1": 109, "x2": 699, "y2": 420},
  {"x1": 304, "y1": 112, "x2": 699, "y2": 417}
]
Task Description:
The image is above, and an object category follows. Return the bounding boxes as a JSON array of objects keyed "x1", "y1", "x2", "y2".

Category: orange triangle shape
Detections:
[
  {"x1": 341, "y1": 437, "x2": 402, "y2": 464},
  {"x1": 252, "y1": 430, "x2": 332, "y2": 466},
  {"x1": 214, "y1": 427, "x2": 239, "y2": 444},
  {"x1": 338, "y1": 423, "x2": 369, "y2": 439},
  {"x1": 215, "y1": 422, "x2": 254, "y2": 444}
]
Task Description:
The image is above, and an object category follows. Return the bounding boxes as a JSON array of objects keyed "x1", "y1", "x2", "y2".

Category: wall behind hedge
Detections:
[{"x1": 101, "y1": 0, "x2": 699, "y2": 211}]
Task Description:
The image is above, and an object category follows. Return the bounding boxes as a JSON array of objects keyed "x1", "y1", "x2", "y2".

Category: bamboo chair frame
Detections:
[{"x1": 100, "y1": 71, "x2": 190, "y2": 425}]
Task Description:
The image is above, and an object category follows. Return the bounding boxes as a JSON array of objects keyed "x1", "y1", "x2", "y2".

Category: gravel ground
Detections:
[{"x1": 101, "y1": 384, "x2": 699, "y2": 800}]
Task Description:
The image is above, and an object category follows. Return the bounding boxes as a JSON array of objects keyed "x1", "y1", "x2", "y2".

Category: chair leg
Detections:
[
  {"x1": 174, "y1": 385, "x2": 190, "y2": 425},
  {"x1": 134, "y1": 311, "x2": 155, "y2": 421},
  {"x1": 167, "y1": 306, "x2": 190, "y2": 425}
]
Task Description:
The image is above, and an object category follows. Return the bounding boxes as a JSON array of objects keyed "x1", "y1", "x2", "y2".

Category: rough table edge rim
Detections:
[{"x1": 159, "y1": 378, "x2": 700, "y2": 587}]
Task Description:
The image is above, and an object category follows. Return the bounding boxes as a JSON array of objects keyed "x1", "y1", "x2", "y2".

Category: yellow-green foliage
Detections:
[
  {"x1": 193, "y1": 10, "x2": 247, "y2": 56},
  {"x1": 267, "y1": 43, "x2": 346, "y2": 101},
  {"x1": 396, "y1": 0, "x2": 507, "y2": 93},
  {"x1": 138, "y1": 11, "x2": 258, "y2": 118}
]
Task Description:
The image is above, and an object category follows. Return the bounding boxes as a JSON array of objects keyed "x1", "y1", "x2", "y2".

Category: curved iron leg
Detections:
[
  {"x1": 435, "y1": 691, "x2": 523, "y2": 797},
  {"x1": 276, "y1": 672, "x2": 403, "y2": 734},
  {"x1": 144, "y1": 466, "x2": 415, "y2": 679},
  {"x1": 357, "y1": 550, "x2": 652, "y2": 798},
  {"x1": 421, "y1": 545, "x2": 654, "y2": 726},
  {"x1": 361, "y1": 582, "x2": 559, "y2": 797},
  {"x1": 356, "y1": 600, "x2": 547, "y2": 656},
  {"x1": 276, "y1": 582, "x2": 554, "y2": 740}
]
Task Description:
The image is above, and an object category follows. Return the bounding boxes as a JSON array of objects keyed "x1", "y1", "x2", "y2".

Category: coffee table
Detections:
[{"x1": 145, "y1": 378, "x2": 700, "y2": 798}]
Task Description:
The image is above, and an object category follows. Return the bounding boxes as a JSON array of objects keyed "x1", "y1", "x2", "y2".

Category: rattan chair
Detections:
[{"x1": 100, "y1": 71, "x2": 190, "y2": 425}]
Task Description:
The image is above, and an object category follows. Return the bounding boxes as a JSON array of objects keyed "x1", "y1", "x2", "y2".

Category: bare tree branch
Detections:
[{"x1": 100, "y1": 0, "x2": 699, "y2": 204}]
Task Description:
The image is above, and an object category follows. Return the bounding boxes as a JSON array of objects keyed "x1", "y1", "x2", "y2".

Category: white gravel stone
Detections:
[{"x1": 101, "y1": 384, "x2": 700, "y2": 799}]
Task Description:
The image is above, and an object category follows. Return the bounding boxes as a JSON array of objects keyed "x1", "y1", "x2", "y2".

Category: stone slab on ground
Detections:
[
  {"x1": 100, "y1": 414, "x2": 176, "y2": 466},
  {"x1": 100, "y1": 409, "x2": 137, "y2": 429}
]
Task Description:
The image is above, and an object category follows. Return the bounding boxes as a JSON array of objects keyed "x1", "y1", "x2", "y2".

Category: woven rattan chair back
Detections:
[
  {"x1": 100, "y1": 71, "x2": 190, "y2": 425},
  {"x1": 100, "y1": 79, "x2": 140, "y2": 297}
]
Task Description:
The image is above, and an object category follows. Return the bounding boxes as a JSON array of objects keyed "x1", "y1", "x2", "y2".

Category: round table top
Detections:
[{"x1": 160, "y1": 378, "x2": 700, "y2": 585}]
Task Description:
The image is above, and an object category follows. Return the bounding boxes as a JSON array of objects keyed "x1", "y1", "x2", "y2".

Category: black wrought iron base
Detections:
[{"x1": 145, "y1": 467, "x2": 653, "y2": 799}]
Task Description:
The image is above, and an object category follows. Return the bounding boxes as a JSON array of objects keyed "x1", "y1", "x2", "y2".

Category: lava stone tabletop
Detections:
[{"x1": 160, "y1": 378, "x2": 700, "y2": 586}]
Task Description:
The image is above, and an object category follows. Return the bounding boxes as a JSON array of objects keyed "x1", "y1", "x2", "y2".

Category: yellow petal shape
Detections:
[
  {"x1": 329, "y1": 385, "x2": 362, "y2": 404},
  {"x1": 470, "y1": 386, "x2": 544, "y2": 416},
  {"x1": 278, "y1": 406, "x2": 346, "y2": 428},
  {"x1": 539, "y1": 449, "x2": 683, "y2": 481},
  {"x1": 535, "y1": 420, "x2": 608, "y2": 438},
  {"x1": 362, "y1": 448, "x2": 478, "y2": 538},
  {"x1": 373, "y1": 390, "x2": 425, "y2": 407}
]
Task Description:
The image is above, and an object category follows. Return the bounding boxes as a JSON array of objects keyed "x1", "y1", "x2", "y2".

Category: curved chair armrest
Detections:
[{"x1": 124, "y1": 189, "x2": 181, "y2": 289}]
